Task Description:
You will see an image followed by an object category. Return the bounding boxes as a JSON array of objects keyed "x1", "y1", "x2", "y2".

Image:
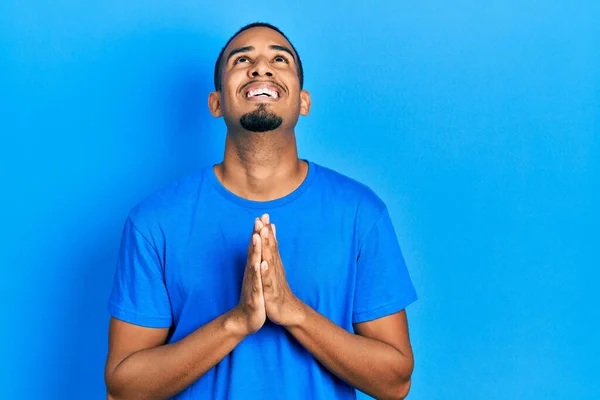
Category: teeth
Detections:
[{"x1": 246, "y1": 87, "x2": 279, "y2": 99}]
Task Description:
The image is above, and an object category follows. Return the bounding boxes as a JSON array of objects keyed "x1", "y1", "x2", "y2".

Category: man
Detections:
[{"x1": 105, "y1": 22, "x2": 417, "y2": 400}]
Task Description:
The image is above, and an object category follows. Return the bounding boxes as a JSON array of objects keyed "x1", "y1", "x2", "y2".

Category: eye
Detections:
[
  {"x1": 233, "y1": 55, "x2": 250, "y2": 64},
  {"x1": 273, "y1": 54, "x2": 289, "y2": 63}
]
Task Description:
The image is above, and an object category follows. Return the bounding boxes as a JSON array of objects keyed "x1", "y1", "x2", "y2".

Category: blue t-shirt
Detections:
[{"x1": 108, "y1": 160, "x2": 417, "y2": 400}]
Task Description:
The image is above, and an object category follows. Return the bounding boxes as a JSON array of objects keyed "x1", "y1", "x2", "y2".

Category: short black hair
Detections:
[{"x1": 213, "y1": 22, "x2": 304, "y2": 91}]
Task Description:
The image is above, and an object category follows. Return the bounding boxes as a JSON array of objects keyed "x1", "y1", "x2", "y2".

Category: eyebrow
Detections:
[
  {"x1": 270, "y1": 45, "x2": 296, "y2": 61},
  {"x1": 225, "y1": 45, "x2": 296, "y2": 64}
]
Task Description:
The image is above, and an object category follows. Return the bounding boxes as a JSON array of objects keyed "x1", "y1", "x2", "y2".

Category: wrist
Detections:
[
  {"x1": 282, "y1": 296, "x2": 307, "y2": 329},
  {"x1": 224, "y1": 307, "x2": 251, "y2": 339}
]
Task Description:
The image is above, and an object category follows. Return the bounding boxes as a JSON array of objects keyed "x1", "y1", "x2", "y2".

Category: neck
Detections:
[{"x1": 214, "y1": 128, "x2": 308, "y2": 202}]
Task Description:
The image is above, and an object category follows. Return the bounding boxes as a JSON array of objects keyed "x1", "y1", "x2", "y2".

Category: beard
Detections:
[{"x1": 240, "y1": 103, "x2": 283, "y2": 132}]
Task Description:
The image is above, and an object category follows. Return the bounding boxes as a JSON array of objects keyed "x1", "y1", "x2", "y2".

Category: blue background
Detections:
[{"x1": 1, "y1": 1, "x2": 598, "y2": 399}]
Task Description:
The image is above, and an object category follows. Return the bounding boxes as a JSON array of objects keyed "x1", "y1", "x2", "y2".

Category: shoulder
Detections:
[
  {"x1": 313, "y1": 162, "x2": 386, "y2": 209},
  {"x1": 126, "y1": 167, "x2": 209, "y2": 231},
  {"x1": 311, "y1": 162, "x2": 388, "y2": 223}
]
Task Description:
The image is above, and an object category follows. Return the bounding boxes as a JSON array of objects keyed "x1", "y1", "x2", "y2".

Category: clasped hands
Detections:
[{"x1": 233, "y1": 213, "x2": 304, "y2": 335}]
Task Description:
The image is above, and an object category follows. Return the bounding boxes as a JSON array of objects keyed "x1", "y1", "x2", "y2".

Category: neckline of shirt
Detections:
[{"x1": 205, "y1": 159, "x2": 317, "y2": 209}]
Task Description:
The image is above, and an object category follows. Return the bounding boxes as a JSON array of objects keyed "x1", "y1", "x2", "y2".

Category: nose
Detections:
[{"x1": 248, "y1": 56, "x2": 273, "y2": 78}]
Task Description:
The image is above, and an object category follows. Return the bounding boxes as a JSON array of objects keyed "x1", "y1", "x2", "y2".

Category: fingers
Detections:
[
  {"x1": 255, "y1": 214, "x2": 269, "y2": 235},
  {"x1": 261, "y1": 213, "x2": 270, "y2": 226},
  {"x1": 254, "y1": 259, "x2": 264, "y2": 293},
  {"x1": 261, "y1": 260, "x2": 272, "y2": 290},
  {"x1": 260, "y1": 225, "x2": 271, "y2": 246},
  {"x1": 260, "y1": 226, "x2": 273, "y2": 287},
  {"x1": 254, "y1": 218, "x2": 264, "y2": 234},
  {"x1": 248, "y1": 233, "x2": 263, "y2": 296},
  {"x1": 260, "y1": 224, "x2": 277, "y2": 250},
  {"x1": 257, "y1": 214, "x2": 275, "y2": 241},
  {"x1": 252, "y1": 251, "x2": 264, "y2": 294},
  {"x1": 250, "y1": 233, "x2": 261, "y2": 270}
]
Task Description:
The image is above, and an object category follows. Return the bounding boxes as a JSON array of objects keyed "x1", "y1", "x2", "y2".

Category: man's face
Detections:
[{"x1": 209, "y1": 27, "x2": 310, "y2": 132}]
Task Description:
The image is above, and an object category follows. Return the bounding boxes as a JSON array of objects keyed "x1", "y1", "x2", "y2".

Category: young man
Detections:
[{"x1": 105, "y1": 22, "x2": 417, "y2": 400}]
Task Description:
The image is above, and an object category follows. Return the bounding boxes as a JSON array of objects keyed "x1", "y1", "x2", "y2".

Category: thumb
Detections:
[{"x1": 251, "y1": 233, "x2": 262, "y2": 268}]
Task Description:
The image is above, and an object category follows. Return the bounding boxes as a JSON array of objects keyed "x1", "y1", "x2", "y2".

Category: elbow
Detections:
[
  {"x1": 379, "y1": 378, "x2": 411, "y2": 400},
  {"x1": 105, "y1": 379, "x2": 121, "y2": 400},
  {"x1": 375, "y1": 375, "x2": 411, "y2": 400},
  {"x1": 105, "y1": 369, "x2": 128, "y2": 400},
  {"x1": 391, "y1": 352, "x2": 413, "y2": 400},
  {"x1": 390, "y1": 378, "x2": 412, "y2": 400},
  {"x1": 105, "y1": 379, "x2": 135, "y2": 400},
  {"x1": 104, "y1": 370, "x2": 118, "y2": 399},
  {"x1": 385, "y1": 356, "x2": 413, "y2": 400},
  {"x1": 106, "y1": 393, "x2": 118, "y2": 400},
  {"x1": 105, "y1": 373, "x2": 156, "y2": 400},
  {"x1": 105, "y1": 385, "x2": 129, "y2": 400}
]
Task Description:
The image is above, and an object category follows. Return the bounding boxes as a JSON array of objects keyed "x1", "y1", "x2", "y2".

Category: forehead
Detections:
[{"x1": 225, "y1": 27, "x2": 296, "y2": 56}]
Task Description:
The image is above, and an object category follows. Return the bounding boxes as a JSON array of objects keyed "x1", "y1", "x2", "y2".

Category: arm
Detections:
[
  {"x1": 286, "y1": 307, "x2": 413, "y2": 400},
  {"x1": 106, "y1": 226, "x2": 267, "y2": 400},
  {"x1": 105, "y1": 310, "x2": 247, "y2": 400},
  {"x1": 256, "y1": 216, "x2": 415, "y2": 400}
]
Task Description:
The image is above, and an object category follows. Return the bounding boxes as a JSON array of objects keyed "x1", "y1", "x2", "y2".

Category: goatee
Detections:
[{"x1": 240, "y1": 104, "x2": 283, "y2": 132}]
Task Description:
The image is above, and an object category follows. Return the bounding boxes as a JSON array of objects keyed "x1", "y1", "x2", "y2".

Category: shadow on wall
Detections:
[{"x1": 41, "y1": 30, "x2": 222, "y2": 399}]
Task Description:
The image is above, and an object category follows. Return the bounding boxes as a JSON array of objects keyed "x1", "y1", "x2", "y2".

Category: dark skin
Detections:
[
  {"x1": 105, "y1": 26, "x2": 413, "y2": 400},
  {"x1": 105, "y1": 225, "x2": 266, "y2": 400},
  {"x1": 207, "y1": 27, "x2": 311, "y2": 202},
  {"x1": 255, "y1": 215, "x2": 414, "y2": 400}
]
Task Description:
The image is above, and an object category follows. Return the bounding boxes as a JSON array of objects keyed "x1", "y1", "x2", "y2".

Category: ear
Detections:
[
  {"x1": 299, "y1": 90, "x2": 311, "y2": 116},
  {"x1": 208, "y1": 91, "x2": 223, "y2": 118}
]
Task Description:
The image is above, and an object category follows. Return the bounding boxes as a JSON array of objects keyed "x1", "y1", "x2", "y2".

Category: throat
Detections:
[
  {"x1": 215, "y1": 158, "x2": 309, "y2": 202},
  {"x1": 219, "y1": 131, "x2": 305, "y2": 201}
]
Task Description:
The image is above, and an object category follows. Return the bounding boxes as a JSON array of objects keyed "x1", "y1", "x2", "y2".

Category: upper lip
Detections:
[{"x1": 240, "y1": 80, "x2": 285, "y2": 97}]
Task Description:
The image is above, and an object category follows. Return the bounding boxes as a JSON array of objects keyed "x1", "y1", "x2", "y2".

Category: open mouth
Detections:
[
  {"x1": 246, "y1": 87, "x2": 279, "y2": 99},
  {"x1": 243, "y1": 82, "x2": 283, "y2": 101}
]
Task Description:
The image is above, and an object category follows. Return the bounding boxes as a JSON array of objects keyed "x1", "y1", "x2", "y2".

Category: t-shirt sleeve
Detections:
[
  {"x1": 108, "y1": 216, "x2": 172, "y2": 328},
  {"x1": 352, "y1": 207, "x2": 418, "y2": 324}
]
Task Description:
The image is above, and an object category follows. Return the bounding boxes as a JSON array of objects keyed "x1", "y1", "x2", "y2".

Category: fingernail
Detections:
[
  {"x1": 265, "y1": 214, "x2": 270, "y2": 224},
  {"x1": 253, "y1": 235, "x2": 257, "y2": 245}
]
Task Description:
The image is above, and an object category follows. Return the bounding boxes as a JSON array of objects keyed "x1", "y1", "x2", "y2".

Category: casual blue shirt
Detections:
[{"x1": 108, "y1": 160, "x2": 417, "y2": 399}]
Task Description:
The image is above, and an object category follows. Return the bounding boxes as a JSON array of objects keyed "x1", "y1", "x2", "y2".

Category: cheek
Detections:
[
  {"x1": 222, "y1": 73, "x2": 245, "y2": 102},
  {"x1": 222, "y1": 87, "x2": 243, "y2": 113},
  {"x1": 284, "y1": 83, "x2": 302, "y2": 103},
  {"x1": 224, "y1": 90, "x2": 239, "y2": 107}
]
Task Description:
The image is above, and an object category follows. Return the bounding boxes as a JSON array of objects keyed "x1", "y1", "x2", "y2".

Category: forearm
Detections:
[
  {"x1": 106, "y1": 308, "x2": 248, "y2": 400},
  {"x1": 286, "y1": 303, "x2": 413, "y2": 400}
]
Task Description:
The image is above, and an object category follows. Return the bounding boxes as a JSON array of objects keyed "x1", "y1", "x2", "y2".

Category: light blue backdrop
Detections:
[{"x1": 1, "y1": 1, "x2": 598, "y2": 399}]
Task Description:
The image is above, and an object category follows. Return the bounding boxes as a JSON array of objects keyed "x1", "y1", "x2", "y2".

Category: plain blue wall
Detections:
[{"x1": 2, "y1": 1, "x2": 598, "y2": 399}]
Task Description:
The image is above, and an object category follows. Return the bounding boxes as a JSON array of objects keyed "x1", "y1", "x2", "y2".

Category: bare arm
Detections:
[
  {"x1": 106, "y1": 311, "x2": 245, "y2": 400},
  {"x1": 256, "y1": 217, "x2": 414, "y2": 400},
  {"x1": 286, "y1": 308, "x2": 414, "y2": 400},
  {"x1": 106, "y1": 227, "x2": 267, "y2": 400}
]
